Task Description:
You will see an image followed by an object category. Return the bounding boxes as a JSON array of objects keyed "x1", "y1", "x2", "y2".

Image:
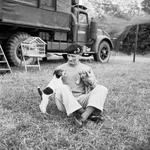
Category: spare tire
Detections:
[{"x1": 6, "y1": 32, "x2": 35, "y2": 66}]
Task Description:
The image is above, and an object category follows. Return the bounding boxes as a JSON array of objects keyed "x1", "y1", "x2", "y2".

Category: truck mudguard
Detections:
[{"x1": 92, "y1": 35, "x2": 114, "y2": 53}]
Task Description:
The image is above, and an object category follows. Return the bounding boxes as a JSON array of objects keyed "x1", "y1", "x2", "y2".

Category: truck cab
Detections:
[
  {"x1": 70, "y1": 4, "x2": 113, "y2": 62},
  {"x1": 73, "y1": 5, "x2": 89, "y2": 45}
]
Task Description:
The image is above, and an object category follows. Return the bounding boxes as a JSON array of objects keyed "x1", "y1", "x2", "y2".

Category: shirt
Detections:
[{"x1": 55, "y1": 62, "x2": 97, "y2": 97}]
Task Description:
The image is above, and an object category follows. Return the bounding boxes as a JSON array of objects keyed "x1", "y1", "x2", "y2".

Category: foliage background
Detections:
[{"x1": 82, "y1": 0, "x2": 150, "y2": 55}]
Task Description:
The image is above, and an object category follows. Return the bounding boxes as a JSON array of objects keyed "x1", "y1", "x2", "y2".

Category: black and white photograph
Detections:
[{"x1": 0, "y1": 0, "x2": 150, "y2": 149}]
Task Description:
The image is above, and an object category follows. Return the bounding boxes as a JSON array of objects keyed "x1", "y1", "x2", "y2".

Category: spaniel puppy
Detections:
[{"x1": 76, "y1": 70, "x2": 97, "y2": 93}]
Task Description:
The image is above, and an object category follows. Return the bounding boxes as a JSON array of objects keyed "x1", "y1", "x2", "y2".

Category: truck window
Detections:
[
  {"x1": 14, "y1": 0, "x2": 38, "y2": 7},
  {"x1": 79, "y1": 13, "x2": 88, "y2": 24}
]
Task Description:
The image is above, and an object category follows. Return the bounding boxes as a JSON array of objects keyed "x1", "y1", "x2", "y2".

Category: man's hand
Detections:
[{"x1": 79, "y1": 70, "x2": 92, "y2": 79}]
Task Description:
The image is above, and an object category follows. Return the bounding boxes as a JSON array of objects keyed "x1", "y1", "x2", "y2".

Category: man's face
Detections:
[{"x1": 67, "y1": 54, "x2": 79, "y2": 65}]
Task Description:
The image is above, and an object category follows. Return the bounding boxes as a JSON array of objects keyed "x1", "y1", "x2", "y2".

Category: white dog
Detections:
[{"x1": 38, "y1": 69, "x2": 66, "y2": 114}]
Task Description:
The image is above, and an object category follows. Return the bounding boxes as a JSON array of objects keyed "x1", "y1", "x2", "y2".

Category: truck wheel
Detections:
[
  {"x1": 6, "y1": 32, "x2": 35, "y2": 66},
  {"x1": 93, "y1": 41, "x2": 111, "y2": 63}
]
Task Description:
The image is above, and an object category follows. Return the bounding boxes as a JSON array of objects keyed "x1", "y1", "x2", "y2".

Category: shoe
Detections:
[
  {"x1": 88, "y1": 114, "x2": 105, "y2": 123},
  {"x1": 74, "y1": 116, "x2": 83, "y2": 127},
  {"x1": 78, "y1": 108, "x2": 85, "y2": 114}
]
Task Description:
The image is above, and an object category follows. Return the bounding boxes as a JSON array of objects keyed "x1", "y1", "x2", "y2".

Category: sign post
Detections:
[{"x1": 133, "y1": 24, "x2": 139, "y2": 62}]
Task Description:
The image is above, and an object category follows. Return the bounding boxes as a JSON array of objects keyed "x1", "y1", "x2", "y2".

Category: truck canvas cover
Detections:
[
  {"x1": 0, "y1": 0, "x2": 71, "y2": 31},
  {"x1": 57, "y1": 0, "x2": 71, "y2": 13}
]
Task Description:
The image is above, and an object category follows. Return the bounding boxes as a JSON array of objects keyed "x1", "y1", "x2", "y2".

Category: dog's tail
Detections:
[{"x1": 37, "y1": 86, "x2": 42, "y2": 100}]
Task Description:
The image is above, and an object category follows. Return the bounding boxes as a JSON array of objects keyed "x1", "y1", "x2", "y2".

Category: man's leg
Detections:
[
  {"x1": 76, "y1": 94, "x2": 94, "y2": 122},
  {"x1": 54, "y1": 85, "x2": 86, "y2": 127},
  {"x1": 54, "y1": 85, "x2": 82, "y2": 116},
  {"x1": 77, "y1": 85, "x2": 108, "y2": 122},
  {"x1": 87, "y1": 85, "x2": 108, "y2": 111}
]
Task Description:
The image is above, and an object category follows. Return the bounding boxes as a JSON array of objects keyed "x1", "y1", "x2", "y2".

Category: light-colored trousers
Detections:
[
  {"x1": 53, "y1": 84, "x2": 108, "y2": 116},
  {"x1": 39, "y1": 82, "x2": 108, "y2": 116}
]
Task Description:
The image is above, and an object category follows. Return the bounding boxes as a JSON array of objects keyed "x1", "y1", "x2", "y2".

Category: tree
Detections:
[
  {"x1": 141, "y1": 0, "x2": 150, "y2": 14},
  {"x1": 88, "y1": 0, "x2": 125, "y2": 19},
  {"x1": 87, "y1": 0, "x2": 141, "y2": 19}
]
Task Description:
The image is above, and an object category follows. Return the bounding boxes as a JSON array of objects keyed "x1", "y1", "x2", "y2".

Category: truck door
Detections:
[{"x1": 77, "y1": 12, "x2": 89, "y2": 44}]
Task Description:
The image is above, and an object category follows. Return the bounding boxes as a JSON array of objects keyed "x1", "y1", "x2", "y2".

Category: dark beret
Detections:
[{"x1": 65, "y1": 44, "x2": 83, "y2": 55}]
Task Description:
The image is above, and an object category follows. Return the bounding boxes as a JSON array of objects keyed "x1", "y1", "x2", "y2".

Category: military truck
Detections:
[{"x1": 0, "y1": 0, "x2": 113, "y2": 66}]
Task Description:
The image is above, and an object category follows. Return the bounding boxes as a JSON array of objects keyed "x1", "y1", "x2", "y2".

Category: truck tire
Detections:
[
  {"x1": 6, "y1": 32, "x2": 35, "y2": 66},
  {"x1": 93, "y1": 41, "x2": 111, "y2": 63}
]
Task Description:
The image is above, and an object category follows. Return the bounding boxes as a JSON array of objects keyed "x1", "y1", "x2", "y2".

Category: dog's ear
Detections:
[
  {"x1": 53, "y1": 69, "x2": 63, "y2": 78},
  {"x1": 43, "y1": 87, "x2": 53, "y2": 95}
]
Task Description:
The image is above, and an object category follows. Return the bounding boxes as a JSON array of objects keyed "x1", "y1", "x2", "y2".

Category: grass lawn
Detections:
[{"x1": 0, "y1": 58, "x2": 150, "y2": 150}]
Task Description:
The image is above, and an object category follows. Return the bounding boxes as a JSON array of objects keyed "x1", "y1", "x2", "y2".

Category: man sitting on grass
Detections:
[{"x1": 39, "y1": 44, "x2": 108, "y2": 127}]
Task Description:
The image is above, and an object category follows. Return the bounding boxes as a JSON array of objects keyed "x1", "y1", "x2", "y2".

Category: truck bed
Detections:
[{"x1": 0, "y1": 0, "x2": 71, "y2": 31}]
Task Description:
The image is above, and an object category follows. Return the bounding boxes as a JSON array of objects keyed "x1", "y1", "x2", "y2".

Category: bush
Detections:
[{"x1": 118, "y1": 23, "x2": 150, "y2": 55}]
